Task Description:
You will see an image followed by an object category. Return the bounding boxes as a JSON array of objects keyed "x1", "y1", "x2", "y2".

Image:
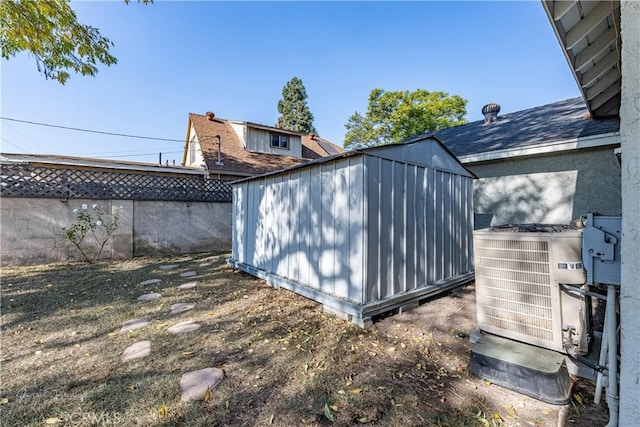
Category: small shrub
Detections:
[{"x1": 61, "y1": 203, "x2": 121, "y2": 263}]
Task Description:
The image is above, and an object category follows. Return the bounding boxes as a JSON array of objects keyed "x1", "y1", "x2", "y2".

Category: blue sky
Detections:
[{"x1": 1, "y1": 0, "x2": 580, "y2": 165}]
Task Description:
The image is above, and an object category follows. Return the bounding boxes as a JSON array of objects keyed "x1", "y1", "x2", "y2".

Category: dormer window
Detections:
[{"x1": 270, "y1": 134, "x2": 289, "y2": 149}]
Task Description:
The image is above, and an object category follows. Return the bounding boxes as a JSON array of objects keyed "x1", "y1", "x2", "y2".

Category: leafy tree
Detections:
[
  {"x1": 343, "y1": 89, "x2": 467, "y2": 149},
  {"x1": 0, "y1": 0, "x2": 150, "y2": 84},
  {"x1": 277, "y1": 77, "x2": 317, "y2": 134}
]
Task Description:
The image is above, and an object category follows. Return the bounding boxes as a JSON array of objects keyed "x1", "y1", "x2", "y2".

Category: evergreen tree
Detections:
[{"x1": 277, "y1": 77, "x2": 317, "y2": 134}]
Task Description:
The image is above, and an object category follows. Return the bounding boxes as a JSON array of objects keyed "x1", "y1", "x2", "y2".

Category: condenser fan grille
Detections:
[{"x1": 475, "y1": 236, "x2": 556, "y2": 346}]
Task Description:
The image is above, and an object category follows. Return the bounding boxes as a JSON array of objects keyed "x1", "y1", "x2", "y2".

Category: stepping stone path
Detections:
[
  {"x1": 180, "y1": 368, "x2": 224, "y2": 401},
  {"x1": 120, "y1": 318, "x2": 150, "y2": 333},
  {"x1": 178, "y1": 281, "x2": 197, "y2": 290},
  {"x1": 121, "y1": 340, "x2": 151, "y2": 362},
  {"x1": 171, "y1": 303, "x2": 195, "y2": 314},
  {"x1": 137, "y1": 293, "x2": 161, "y2": 302},
  {"x1": 168, "y1": 321, "x2": 201, "y2": 334},
  {"x1": 120, "y1": 258, "x2": 227, "y2": 397}
]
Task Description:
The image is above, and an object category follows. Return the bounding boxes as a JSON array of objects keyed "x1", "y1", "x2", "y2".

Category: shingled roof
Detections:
[
  {"x1": 406, "y1": 97, "x2": 620, "y2": 158},
  {"x1": 186, "y1": 113, "x2": 343, "y2": 176}
]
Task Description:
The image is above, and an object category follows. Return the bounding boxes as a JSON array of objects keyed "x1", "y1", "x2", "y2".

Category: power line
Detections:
[
  {"x1": 1, "y1": 117, "x2": 185, "y2": 143},
  {"x1": 100, "y1": 150, "x2": 184, "y2": 159},
  {"x1": 1, "y1": 120, "x2": 44, "y2": 151},
  {"x1": 0, "y1": 136, "x2": 25, "y2": 151}
]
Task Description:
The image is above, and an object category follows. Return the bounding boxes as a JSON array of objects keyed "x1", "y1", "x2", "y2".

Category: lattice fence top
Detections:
[{"x1": 0, "y1": 164, "x2": 232, "y2": 202}]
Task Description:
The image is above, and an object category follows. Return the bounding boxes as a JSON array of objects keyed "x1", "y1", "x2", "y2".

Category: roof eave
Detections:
[
  {"x1": 541, "y1": 0, "x2": 621, "y2": 118},
  {"x1": 458, "y1": 131, "x2": 621, "y2": 164}
]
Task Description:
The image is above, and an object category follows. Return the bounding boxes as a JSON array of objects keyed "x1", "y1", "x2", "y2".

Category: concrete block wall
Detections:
[
  {"x1": 133, "y1": 201, "x2": 232, "y2": 257},
  {"x1": 0, "y1": 198, "x2": 232, "y2": 266}
]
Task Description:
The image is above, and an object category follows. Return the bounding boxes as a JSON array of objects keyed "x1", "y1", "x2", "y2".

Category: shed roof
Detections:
[
  {"x1": 405, "y1": 97, "x2": 619, "y2": 158},
  {"x1": 231, "y1": 135, "x2": 476, "y2": 184}
]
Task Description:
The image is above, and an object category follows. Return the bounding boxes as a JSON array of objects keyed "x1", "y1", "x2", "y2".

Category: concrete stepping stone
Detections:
[
  {"x1": 168, "y1": 320, "x2": 201, "y2": 334},
  {"x1": 137, "y1": 293, "x2": 161, "y2": 302},
  {"x1": 202, "y1": 255, "x2": 223, "y2": 262},
  {"x1": 180, "y1": 271, "x2": 197, "y2": 278},
  {"x1": 199, "y1": 262, "x2": 212, "y2": 268},
  {"x1": 178, "y1": 281, "x2": 197, "y2": 290},
  {"x1": 140, "y1": 278, "x2": 162, "y2": 286},
  {"x1": 120, "y1": 318, "x2": 150, "y2": 333},
  {"x1": 121, "y1": 340, "x2": 151, "y2": 362},
  {"x1": 159, "y1": 264, "x2": 180, "y2": 270},
  {"x1": 171, "y1": 303, "x2": 195, "y2": 314},
  {"x1": 180, "y1": 368, "x2": 224, "y2": 401}
]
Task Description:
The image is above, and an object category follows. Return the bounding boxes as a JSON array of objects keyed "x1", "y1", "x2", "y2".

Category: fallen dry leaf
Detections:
[
  {"x1": 45, "y1": 418, "x2": 63, "y2": 425},
  {"x1": 204, "y1": 387, "x2": 211, "y2": 401},
  {"x1": 504, "y1": 404, "x2": 518, "y2": 418},
  {"x1": 159, "y1": 403, "x2": 167, "y2": 418}
]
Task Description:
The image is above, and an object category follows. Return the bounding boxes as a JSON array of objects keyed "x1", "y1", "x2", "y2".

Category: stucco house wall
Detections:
[
  {"x1": 469, "y1": 147, "x2": 621, "y2": 227},
  {"x1": 619, "y1": 0, "x2": 640, "y2": 423},
  {"x1": 404, "y1": 97, "x2": 621, "y2": 229}
]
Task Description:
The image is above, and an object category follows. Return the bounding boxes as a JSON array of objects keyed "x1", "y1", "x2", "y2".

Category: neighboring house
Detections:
[
  {"x1": 407, "y1": 97, "x2": 621, "y2": 228},
  {"x1": 182, "y1": 112, "x2": 343, "y2": 180}
]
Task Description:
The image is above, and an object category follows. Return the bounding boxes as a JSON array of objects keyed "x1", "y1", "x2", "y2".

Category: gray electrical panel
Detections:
[{"x1": 582, "y1": 213, "x2": 622, "y2": 286}]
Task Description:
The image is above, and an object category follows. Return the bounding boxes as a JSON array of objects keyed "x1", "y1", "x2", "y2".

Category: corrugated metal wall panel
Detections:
[
  {"x1": 361, "y1": 160, "x2": 474, "y2": 305},
  {"x1": 365, "y1": 156, "x2": 381, "y2": 303},
  {"x1": 415, "y1": 166, "x2": 428, "y2": 288},
  {"x1": 392, "y1": 161, "x2": 406, "y2": 296},
  {"x1": 308, "y1": 166, "x2": 322, "y2": 290},
  {"x1": 405, "y1": 165, "x2": 417, "y2": 292},
  {"x1": 348, "y1": 157, "x2": 365, "y2": 303},
  {"x1": 319, "y1": 162, "x2": 336, "y2": 295},
  {"x1": 232, "y1": 183, "x2": 243, "y2": 262}
]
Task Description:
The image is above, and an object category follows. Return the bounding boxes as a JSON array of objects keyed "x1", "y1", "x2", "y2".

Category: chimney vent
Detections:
[
  {"x1": 482, "y1": 103, "x2": 501, "y2": 123},
  {"x1": 205, "y1": 111, "x2": 215, "y2": 121}
]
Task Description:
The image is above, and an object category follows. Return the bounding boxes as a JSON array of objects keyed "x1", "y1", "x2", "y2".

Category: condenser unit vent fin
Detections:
[{"x1": 475, "y1": 237, "x2": 556, "y2": 348}]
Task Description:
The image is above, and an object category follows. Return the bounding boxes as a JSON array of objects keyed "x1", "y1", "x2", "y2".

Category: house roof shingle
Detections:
[
  {"x1": 188, "y1": 113, "x2": 343, "y2": 176},
  {"x1": 406, "y1": 97, "x2": 620, "y2": 158}
]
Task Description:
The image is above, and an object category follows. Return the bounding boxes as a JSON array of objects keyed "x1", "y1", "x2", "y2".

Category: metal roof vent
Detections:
[
  {"x1": 205, "y1": 111, "x2": 215, "y2": 121},
  {"x1": 482, "y1": 103, "x2": 501, "y2": 124}
]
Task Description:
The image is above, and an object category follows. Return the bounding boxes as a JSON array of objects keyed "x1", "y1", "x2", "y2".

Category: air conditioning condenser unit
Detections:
[{"x1": 473, "y1": 225, "x2": 589, "y2": 355}]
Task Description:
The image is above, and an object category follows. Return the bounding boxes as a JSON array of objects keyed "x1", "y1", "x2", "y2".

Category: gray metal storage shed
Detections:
[{"x1": 228, "y1": 136, "x2": 475, "y2": 326}]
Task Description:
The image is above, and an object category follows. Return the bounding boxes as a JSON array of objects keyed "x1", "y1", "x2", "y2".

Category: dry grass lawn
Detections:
[{"x1": 1, "y1": 253, "x2": 609, "y2": 426}]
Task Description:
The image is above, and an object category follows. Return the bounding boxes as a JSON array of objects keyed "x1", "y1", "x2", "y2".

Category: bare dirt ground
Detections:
[
  {"x1": 372, "y1": 286, "x2": 610, "y2": 427},
  {"x1": 0, "y1": 253, "x2": 610, "y2": 426}
]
